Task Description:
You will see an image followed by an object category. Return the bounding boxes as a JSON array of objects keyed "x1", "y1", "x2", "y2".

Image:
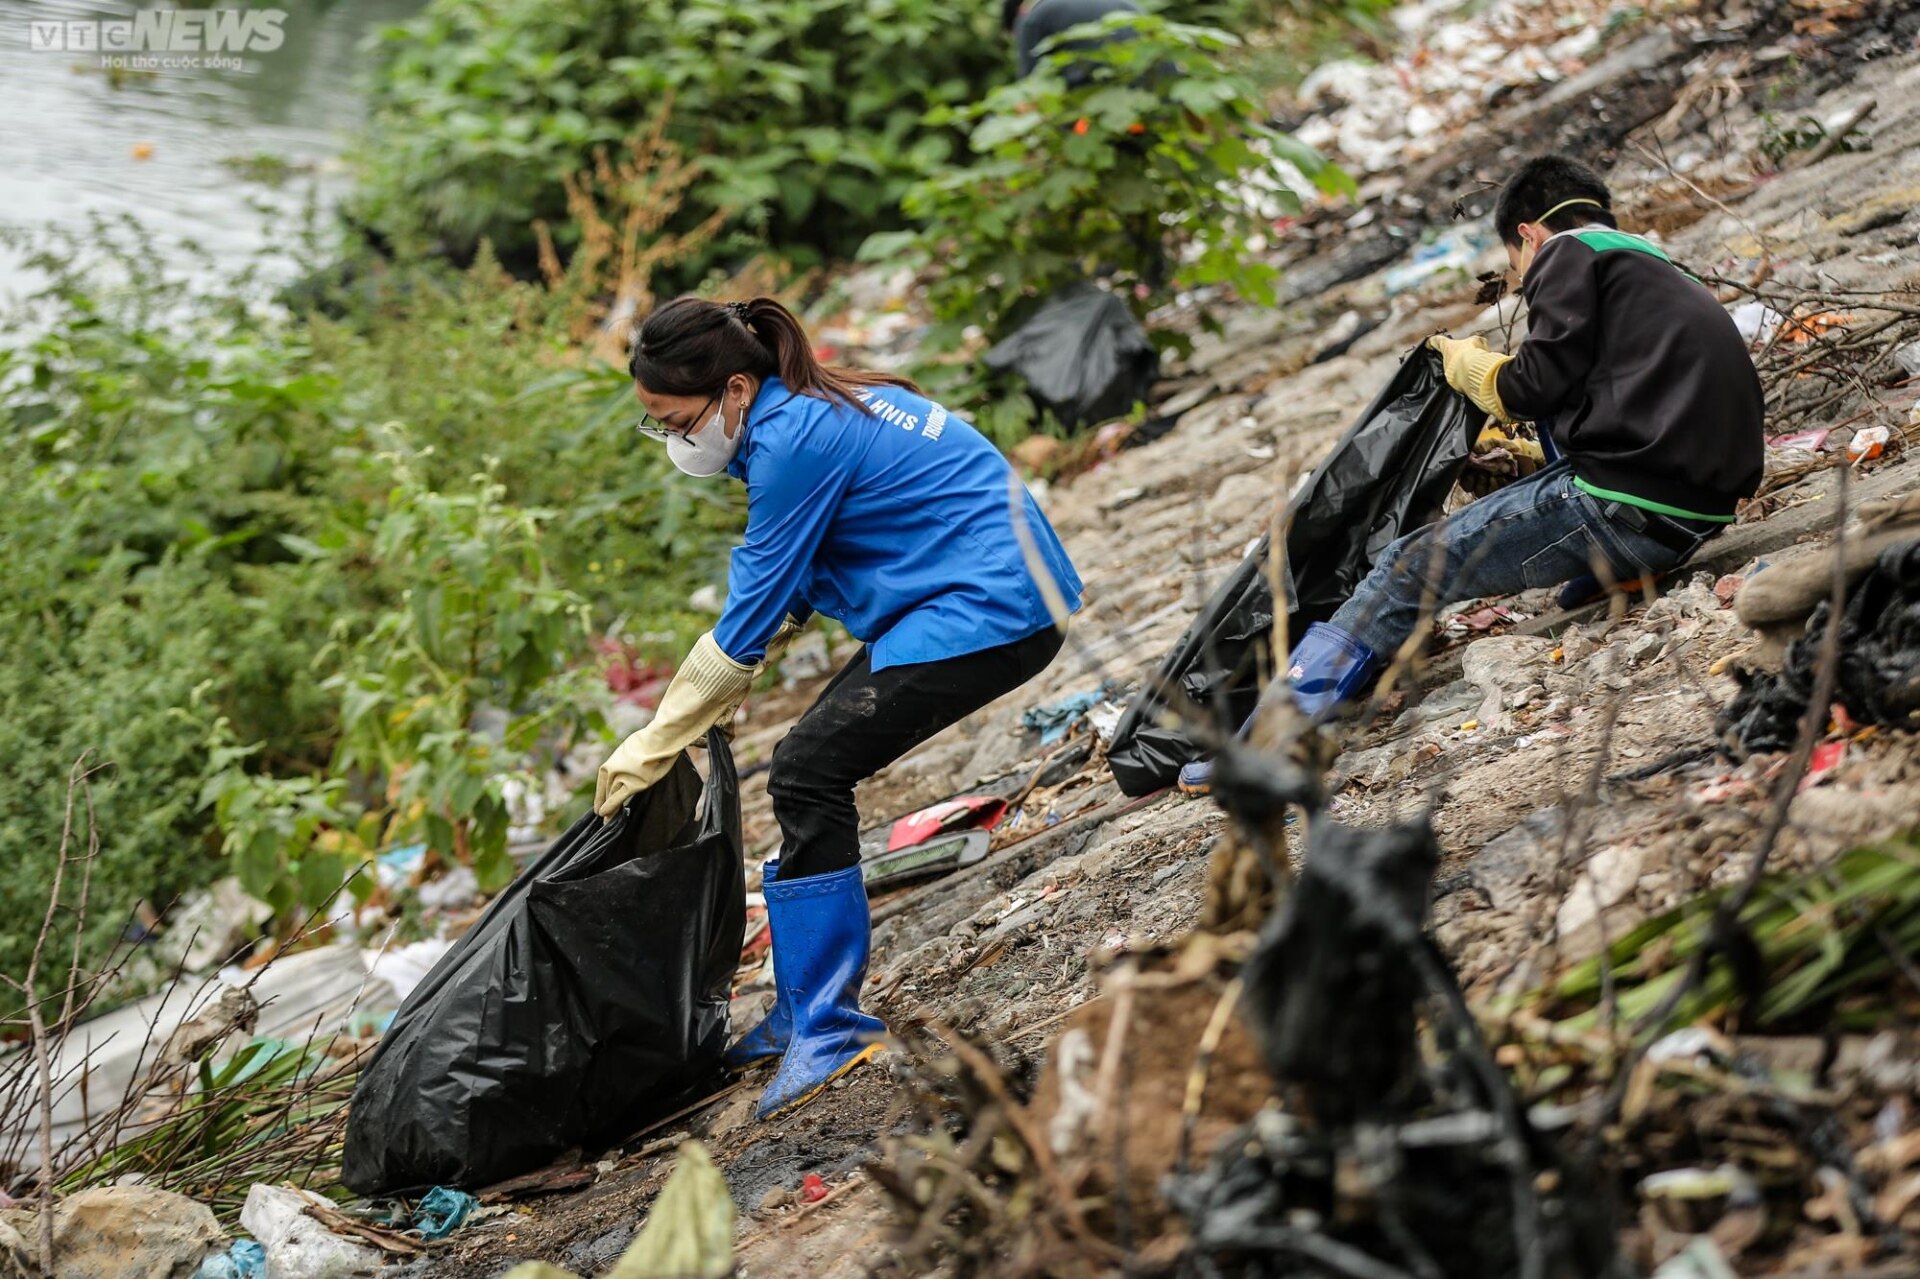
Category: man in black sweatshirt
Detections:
[
  {"x1": 1003, "y1": 0, "x2": 1142, "y2": 84},
  {"x1": 1202, "y1": 156, "x2": 1765, "y2": 752}
]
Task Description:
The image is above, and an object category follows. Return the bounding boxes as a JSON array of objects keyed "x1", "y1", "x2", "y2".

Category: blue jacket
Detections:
[{"x1": 712, "y1": 377, "x2": 1083, "y2": 672}]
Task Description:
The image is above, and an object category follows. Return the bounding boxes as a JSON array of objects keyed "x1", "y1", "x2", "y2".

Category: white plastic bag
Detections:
[{"x1": 239, "y1": 1185, "x2": 384, "y2": 1279}]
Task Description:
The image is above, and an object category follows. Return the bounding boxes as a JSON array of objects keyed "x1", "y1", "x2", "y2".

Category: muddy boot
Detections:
[
  {"x1": 756, "y1": 864, "x2": 888, "y2": 1120},
  {"x1": 1178, "y1": 623, "x2": 1380, "y2": 795},
  {"x1": 724, "y1": 859, "x2": 789, "y2": 1070}
]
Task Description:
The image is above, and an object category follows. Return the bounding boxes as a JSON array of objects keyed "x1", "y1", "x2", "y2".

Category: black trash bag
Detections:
[
  {"x1": 340, "y1": 731, "x2": 745, "y2": 1194},
  {"x1": 1168, "y1": 817, "x2": 1621, "y2": 1279},
  {"x1": 1106, "y1": 345, "x2": 1478, "y2": 795},
  {"x1": 1721, "y1": 536, "x2": 1920, "y2": 754},
  {"x1": 983, "y1": 284, "x2": 1158, "y2": 432},
  {"x1": 1240, "y1": 818, "x2": 1437, "y2": 1120}
]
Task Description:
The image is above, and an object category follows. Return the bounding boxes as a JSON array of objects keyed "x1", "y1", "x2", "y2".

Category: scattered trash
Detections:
[
  {"x1": 501, "y1": 1142, "x2": 734, "y2": 1279},
  {"x1": 13, "y1": 1186, "x2": 226, "y2": 1279},
  {"x1": 1767, "y1": 427, "x2": 1832, "y2": 453},
  {"x1": 1382, "y1": 225, "x2": 1494, "y2": 296},
  {"x1": 875, "y1": 796, "x2": 1007, "y2": 852},
  {"x1": 364, "y1": 937, "x2": 455, "y2": 1004},
  {"x1": 860, "y1": 829, "x2": 992, "y2": 893},
  {"x1": 1722, "y1": 537, "x2": 1920, "y2": 753},
  {"x1": 799, "y1": 1172, "x2": 829, "y2": 1204},
  {"x1": 1650, "y1": 1235, "x2": 1739, "y2": 1279},
  {"x1": 1020, "y1": 686, "x2": 1112, "y2": 743},
  {"x1": 412, "y1": 1185, "x2": 479, "y2": 1240},
  {"x1": 1109, "y1": 344, "x2": 1479, "y2": 793},
  {"x1": 1733, "y1": 301, "x2": 1785, "y2": 346},
  {"x1": 240, "y1": 1185, "x2": 384, "y2": 1279},
  {"x1": 1847, "y1": 424, "x2": 1890, "y2": 463},
  {"x1": 983, "y1": 284, "x2": 1159, "y2": 432},
  {"x1": 1173, "y1": 817, "x2": 1620, "y2": 1278},
  {"x1": 193, "y1": 1239, "x2": 267, "y2": 1279},
  {"x1": 342, "y1": 732, "x2": 745, "y2": 1193}
]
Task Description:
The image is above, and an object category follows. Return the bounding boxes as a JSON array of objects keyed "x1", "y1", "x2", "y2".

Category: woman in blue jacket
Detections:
[{"x1": 594, "y1": 296, "x2": 1082, "y2": 1119}]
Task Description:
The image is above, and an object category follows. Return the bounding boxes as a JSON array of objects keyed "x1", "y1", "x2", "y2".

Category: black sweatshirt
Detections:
[
  {"x1": 1014, "y1": 0, "x2": 1142, "y2": 82},
  {"x1": 1495, "y1": 227, "x2": 1765, "y2": 521}
]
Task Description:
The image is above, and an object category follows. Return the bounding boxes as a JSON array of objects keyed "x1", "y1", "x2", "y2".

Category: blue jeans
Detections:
[{"x1": 1329, "y1": 462, "x2": 1711, "y2": 659}]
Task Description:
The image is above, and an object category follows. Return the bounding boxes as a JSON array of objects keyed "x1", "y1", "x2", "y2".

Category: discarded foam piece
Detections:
[{"x1": 12, "y1": 1185, "x2": 225, "y2": 1279}]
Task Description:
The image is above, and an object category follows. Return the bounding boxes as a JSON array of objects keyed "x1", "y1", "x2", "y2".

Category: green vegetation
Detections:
[
  {"x1": 3, "y1": 0, "x2": 1375, "y2": 981},
  {"x1": 0, "y1": 218, "x2": 740, "y2": 978},
  {"x1": 352, "y1": 0, "x2": 1010, "y2": 272},
  {"x1": 870, "y1": 14, "x2": 1353, "y2": 345}
]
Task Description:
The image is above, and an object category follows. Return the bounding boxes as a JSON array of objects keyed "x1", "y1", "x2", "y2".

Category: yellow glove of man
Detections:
[
  {"x1": 1429, "y1": 334, "x2": 1515, "y2": 424},
  {"x1": 593, "y1": 616, "x2": 809, "y2": 819}
]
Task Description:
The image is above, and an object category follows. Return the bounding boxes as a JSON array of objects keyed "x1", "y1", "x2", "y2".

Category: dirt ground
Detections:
[{"x1": 413, "y1": 5, "x2": 1920, "y2": 1276}]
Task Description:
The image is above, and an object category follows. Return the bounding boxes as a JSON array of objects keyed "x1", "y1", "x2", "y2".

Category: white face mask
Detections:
[{"x1": 666, "y1": 401, "x2": 743, "y2": 477}]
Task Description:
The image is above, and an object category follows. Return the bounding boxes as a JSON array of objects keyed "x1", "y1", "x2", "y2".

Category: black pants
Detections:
[{"x1": 768, "y1": 626, "x2": 1065, "y2": 881}]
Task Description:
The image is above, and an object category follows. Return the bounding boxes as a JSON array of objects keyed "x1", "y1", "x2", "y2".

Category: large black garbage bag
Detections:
[
  {"x1": 1169, "y1": 817, "x2": 1621, "y2": 1279},
  {"x1": 341, "y1": 732, "x2": 745, "y2": 1194},
  {"x1": 1107, "y1": 345, "x2": 1478, "y2": 795},
  {"x1": 984, "y1": 284, "x2": 1159, "y2": 432},
  {"x1": 1721, "y1": 537, "x2": 1920, "y2": 754}
]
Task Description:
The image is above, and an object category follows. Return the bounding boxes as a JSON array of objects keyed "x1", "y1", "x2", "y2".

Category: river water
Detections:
[{"x1": 1, "y1": 0, "x2": 423, "y2": 300}]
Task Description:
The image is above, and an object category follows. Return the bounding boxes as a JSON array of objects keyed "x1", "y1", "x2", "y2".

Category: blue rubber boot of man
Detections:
[
  {"x1": 1177, "y1": 622, "x2": 1380, "y2": 795},
  {"x1": 724, "y1": 859, "x2": 789, "y2": 1069},
  {"x1": 755, "y1": 864, "x2": 889, "y2": 1120}
]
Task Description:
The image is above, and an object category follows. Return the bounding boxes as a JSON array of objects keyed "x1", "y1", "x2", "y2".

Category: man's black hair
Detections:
[
  {"x1": 1001, "y1": 0, "x2": 1024, "y2": 33},
  {"x1": 1494, "y1": 155, "x2": 1617, "y2": 248}
]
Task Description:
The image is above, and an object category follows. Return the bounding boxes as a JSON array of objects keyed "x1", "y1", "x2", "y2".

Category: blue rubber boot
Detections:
[
  {"x1": 755, "y1": 864, "x2": 889, "y2": 1120},
  {"x1": 1177, "y1": 623, "x2": 1380, "y2": 795},
  {"x1": 724, "y1": 860, "x2": 789, "y2": 1070}
]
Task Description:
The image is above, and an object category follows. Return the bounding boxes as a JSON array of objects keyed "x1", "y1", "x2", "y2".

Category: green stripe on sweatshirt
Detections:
[
  {"x1": 1574, "y1": 477, "x2": 1735, "y2": 524},
  {"x1": 1567, "y1": 229, "x2": 1703, "y2": 282}
]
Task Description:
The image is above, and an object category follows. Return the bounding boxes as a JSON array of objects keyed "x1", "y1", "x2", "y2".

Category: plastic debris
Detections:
[
  {"x1": 1652, "y1": 1236, "x2": 1739, "y2": 1279},
  {"x1": 800, "y1": 1172, "x2": 829, "y2": 1204},
  {"x1": 240, "y1": 1185, "x2": 384, "y2": 1279},
  {"x1": 413, "y1": 1185, "x2": 479, "y2": 1240},
  {"x1": 1382, "y1": 225, "x2": 1495, "y2": 296},
  {"x1": 1848, "y1": 424, "x2": 1890, "y2": 463},
  {"x1": 983, "y1": 284, "x2": 1159, "y2": 432},
  {"x1": 1722, "y1": 537, "x2": 1920, "y2": 752},
  {"x1": 193, "y1": 1239, "x2": 267, "y2": 1279},
  {"x1": 363, "y1": 938, "x2": 455, "y2": 1004},
  {"x1": 1021, "y1": 686, "x2": 1110, "y2": 743}
]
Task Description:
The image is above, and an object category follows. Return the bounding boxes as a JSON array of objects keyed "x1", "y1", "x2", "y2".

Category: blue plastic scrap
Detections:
[
  {"x1": 415, "y1": 1185, "x2": 479, "y2": 1240},
  {"x1": 1021, "y1": 685, "x2": 1112, "y2": 744},
  {"x1": 193, "y1": 1240, "x2": 265, "y2": 1279}
]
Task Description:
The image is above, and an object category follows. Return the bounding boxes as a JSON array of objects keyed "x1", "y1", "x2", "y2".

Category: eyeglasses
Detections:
[{"x1": 635, "y1": 395, "x2": 716, "y2": 443}]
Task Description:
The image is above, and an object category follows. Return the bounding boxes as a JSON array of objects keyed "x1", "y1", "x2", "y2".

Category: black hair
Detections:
[
  {"x1": 628, "y1": 296, "x2": 919, "y2": 410},
  {"x1": 1493, "y1": 155, "x2": 1616, "y2": 248},
  {"x1": 1001, "y1": 0, "x2": 1025, "y2": 34}
]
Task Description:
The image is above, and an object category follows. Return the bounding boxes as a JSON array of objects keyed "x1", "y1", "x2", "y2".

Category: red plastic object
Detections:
[
  {"x1": 884, "y1": 796, "x2": 1008, "y2": 852},
  {"x1": 800, "y1": 1173, "x2": 828, "y2": 1203}
]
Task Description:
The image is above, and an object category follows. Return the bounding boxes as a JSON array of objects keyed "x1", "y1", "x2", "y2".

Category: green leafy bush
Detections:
[
  {"x1": 352, "y1": 0, "x2": 1009, "y2": 271},
  {"x1": 868, "y1": 14, "x2": 1352, "y2": 342},
  {"x1": 0, "y1": 221, "x2": 742, "y2": 981}
]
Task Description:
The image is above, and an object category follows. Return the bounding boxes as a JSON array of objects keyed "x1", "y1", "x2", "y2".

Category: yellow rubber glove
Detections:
[
  {"x1": 1429, "y1": 334, "x2": 1515, "y2": 424},
  {"x1": 1474, "y1": 425, "x2": 1546, "y2": 472},
  {"x1": 595, "y1": 631, "x2": 755, "y2": 818}
]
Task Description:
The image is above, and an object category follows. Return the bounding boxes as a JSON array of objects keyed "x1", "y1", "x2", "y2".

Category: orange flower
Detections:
[{"x1": 1073, "y1": 117, "x2": 1090, "y2": 135}]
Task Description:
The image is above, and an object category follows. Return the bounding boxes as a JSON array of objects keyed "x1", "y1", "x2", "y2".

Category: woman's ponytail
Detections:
[{"x1": 630, "y1": 295, "x2": 919, "y2": 412}]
